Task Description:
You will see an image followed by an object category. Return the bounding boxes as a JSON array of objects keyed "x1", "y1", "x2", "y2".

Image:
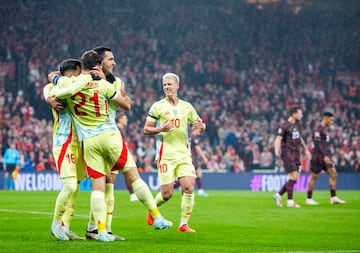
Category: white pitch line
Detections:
[
  {"x1": 256, "y1": 251, "x2": 360, "y2": 253},
  {"x1": 0, "y1": 208, "x2": 88, "y2": 218},
  {"x1": 0, "y1": 208, "x2": 52, "y2": 216}
]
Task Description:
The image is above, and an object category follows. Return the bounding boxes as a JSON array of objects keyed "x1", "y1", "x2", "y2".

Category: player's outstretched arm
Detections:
[{"x1": 50, "y1": 74, "x2": 92, "y2": 99}]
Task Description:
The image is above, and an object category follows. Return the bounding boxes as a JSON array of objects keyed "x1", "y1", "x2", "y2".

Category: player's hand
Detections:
[
  {"x1": 305, "y1": 149, "x2": 312, "y2": 160},
  {"x1": 48, "y1": 71, "x2": 61, "y2": 83},
  {"x1": 324, "y1": 156, "x2": 332, "y2": 165},
  {"x1": 46, "y1": 97, "x2": 65, "y2": 111},
  {"x1": 193, "y1": 119, "x2": 206, "y2": 133},
  {"x1": 161, "y1": 120, "x2": 175, "y2": 132},
  {"x1": 91, "y1": 67, "x2": 105, "y2": 80}
]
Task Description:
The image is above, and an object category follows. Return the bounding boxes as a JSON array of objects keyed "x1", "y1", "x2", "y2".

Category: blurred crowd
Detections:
[{"x1": 0, "y1": 1, "x2": 359, "y2": 173}]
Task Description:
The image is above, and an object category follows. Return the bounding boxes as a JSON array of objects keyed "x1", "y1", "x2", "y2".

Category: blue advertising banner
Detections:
[
  {"x1": 1, "y1": 171, "x2": 358, "y2": 191},
  {"x1": 128, "y1": 172, "x2": 360, "y2": 191}
]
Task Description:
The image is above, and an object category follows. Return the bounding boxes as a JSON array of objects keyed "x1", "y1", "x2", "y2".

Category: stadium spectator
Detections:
[
  {"x1": 259, "y1": 146, "x2": 274, "y2": 170},
  {"x1": 21, "y1": 156, "x2": 35, "y2": 172},
  {"x1": 233, "y1": 155, "x2": 246, "y2": 173},
  {"x1": 0, "y1": 1, "x2": 358, "y2": 174},
  {"x1": 2, "y1": 141, "x2": 20, "y2": 190}
]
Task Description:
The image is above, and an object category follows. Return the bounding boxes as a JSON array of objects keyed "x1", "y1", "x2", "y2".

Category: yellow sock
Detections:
[
  {"x1": 132, "y1": 179, "x2": 160, "y2": 218},
  {"x1": 91, "y1": 190, "x2": 106, "y2": 234},
  {"x1": 62, "y1": 180, "x2": 79, "y2": 227},
  {"x1": 88, "y1": 210, "x2": 96, "y2": 231},
  {"x1": 52, "y1": 177, "x2": 77, "y2": 223},
  {"x1": 180, "y1": 192, "x2": 194, "y2": 225},
  {"x1": 105, "y1": 183, "x2": 114, "y2": 232},
  {"x1": 155, "y1": 192, "x2": 166, "y2": 207}
]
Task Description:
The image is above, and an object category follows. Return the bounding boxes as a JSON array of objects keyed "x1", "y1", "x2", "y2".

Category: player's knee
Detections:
[
  {"x1": 328, "y1": 168, "x2": 337, "y2": 178},
  {"x1": 65, "y1": 183, "x2": 78, "y2": 193},
  {"x1": 161, "y1": 189, "x2": 174, "y2": 201},
  {"x1": 106, "y1": 173, "x2": 117, "y2": 184},
  {"x1": 162, "y1": 193, "x2": 172, "y2": 201},
  {"x1": 181, "y1": 185, "x2": 195, "y2": 194},
  {"x1": 330, "y1": 172, "x2": 337, "y2": 179},
  {"x1": 63, "y1": 178, "x2": 78, "y2": 193},
  {"x1": 312, "y1": 174, "x2": 319, "y2": 180},
  {"x1": 123, "y1": 168, "x2": 140, "y2": 184}
]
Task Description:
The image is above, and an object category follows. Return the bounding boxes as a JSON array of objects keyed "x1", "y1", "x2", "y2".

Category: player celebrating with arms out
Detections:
[
  {"x1": 144, "y1": 72, "x2": 206, "y2": 232},
  {"x1": 305, "y1": 110, "x2": 345, "y2": 205}
]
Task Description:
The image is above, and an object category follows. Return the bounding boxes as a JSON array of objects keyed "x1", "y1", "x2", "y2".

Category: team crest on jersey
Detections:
[{"x1": 173, "y1": 109, "x2": 178, "y2": 116}]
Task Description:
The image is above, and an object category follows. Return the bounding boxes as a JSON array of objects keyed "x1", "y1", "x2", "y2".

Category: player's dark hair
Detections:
[
  {"x1": 93, "y1": 46, "x2": 115, "y2": 82},
  {"x1": 59, "y1": 59, "x2": 81, "y2": 75},
  {"x1": 288, "y1": 106, "x2": 301, "y2": 116},
  {"x1": 80, "y1": 50, "x2": 102, "y2": 71},
  {"x1": 92, "y1": 46, "x2": 112, "y2": 58},
  {"x1": 323, "y1": 111, "x2": 334, "y2": 117}
]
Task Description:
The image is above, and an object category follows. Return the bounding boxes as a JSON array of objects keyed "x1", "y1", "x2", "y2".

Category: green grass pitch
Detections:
[{"x1": 0, "y1": 190, "x2": 359, "y2": 253}]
